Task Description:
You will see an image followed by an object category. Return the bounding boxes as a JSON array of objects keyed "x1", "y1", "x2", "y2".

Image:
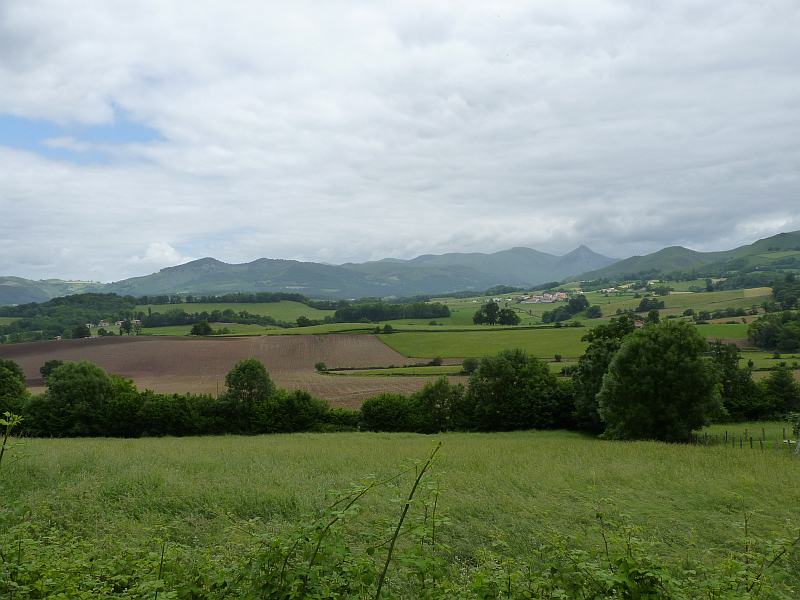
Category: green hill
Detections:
[{"x1": 578, "y1": 230, "x2": 800, "y2": 281}]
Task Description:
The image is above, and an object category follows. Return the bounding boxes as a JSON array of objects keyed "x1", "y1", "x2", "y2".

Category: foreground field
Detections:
[
  {"x1": 2, "y1": 430, "x2": 798, "y2": 596},
  {"x1": 0, "y1": 335, "x2": 454, "y2": 406}
]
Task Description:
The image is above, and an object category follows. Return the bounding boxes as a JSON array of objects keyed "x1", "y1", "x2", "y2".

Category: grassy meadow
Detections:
[
  {"x1": 379, "y1": 327, "x2": 589, "y2": 358},
  {"x1": 2, "y1": 429, "x2": 799, "y2": 595}
]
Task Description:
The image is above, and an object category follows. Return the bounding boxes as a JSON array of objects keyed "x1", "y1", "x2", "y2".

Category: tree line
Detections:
[{"x1": 3, "y1": 315, "x2": 798, "y2": 441}]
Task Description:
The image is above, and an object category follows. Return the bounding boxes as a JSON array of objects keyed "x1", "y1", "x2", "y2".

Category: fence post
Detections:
[{"x1": 749, "y1": 437, "x2": 753, "y2": 450}]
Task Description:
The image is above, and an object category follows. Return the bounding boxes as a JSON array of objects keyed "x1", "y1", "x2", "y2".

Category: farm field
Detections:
[
  {"x1": 3, "y1": 429, "x2": 799, "y2": 595},
  {"x1": 135, "y1": 300, "x2": 335, "y2": 321},
  {"x1": 0, "y1": 316, "x2": 18, "y2": 325},
  {"x1": 380, "y1": 327, "x2": 589, "y2": 359},
  {"x1": 0, "y1": 335, "x2": 451, "y2": 406},
  {"x1": 693, "y1": 322, "x2": 749, "y2": 340}
]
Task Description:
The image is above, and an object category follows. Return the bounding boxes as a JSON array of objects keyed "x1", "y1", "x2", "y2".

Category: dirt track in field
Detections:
[{"x1": 0, "y1": 335, "x2": 462, "y2": 408}]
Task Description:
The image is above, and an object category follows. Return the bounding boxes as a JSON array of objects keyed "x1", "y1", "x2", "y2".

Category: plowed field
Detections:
[{"x1": 0, "y1": 335, "x2": 459, "y2": 407}]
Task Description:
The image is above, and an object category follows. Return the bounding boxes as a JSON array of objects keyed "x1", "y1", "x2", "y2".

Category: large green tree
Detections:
[
  {"x1": 598, "y1": 321, "x2": 721, "y2": 442},
  {"x1": 465, "y1": 349, "x2": 570, "y2": 431},
  {"x1": 760, "y1": 363, "x2": 800, "y2": 416},
  {"x1": 0, "y1": 363, "x2": 28, "y2": 415},
  {"x1": 572, "y1": 316, "x2": 635, "y2": 433}
]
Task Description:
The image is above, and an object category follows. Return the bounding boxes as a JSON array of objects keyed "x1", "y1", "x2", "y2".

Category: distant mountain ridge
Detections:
[
  {"x1": 4, "y1": 230, "x2": 798, "y2": 305},
  {"x1": 577, "y1": 230, "x2": 800, "y2": 280},
  {"x1": 1, "y1": 245, "x2": 615, "y2": 304}
]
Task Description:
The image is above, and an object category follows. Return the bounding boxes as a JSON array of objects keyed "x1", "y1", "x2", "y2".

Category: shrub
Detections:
[
  {"x1": 39, "y1": 359, "x2": 64, "y2": 381},
  {"x1": 412, "y1": 377, "x2": 464, "y2": 433},
  {"x1": 429, "y1": 356, "x2": 443, "y2": 366},
  {"x1": 315, "y1": 361, "x2": 327, "y2": 372},
  {"x1": 461, "y1": 357, "x2": 479, "y2": 375},
  {"x1": 190, "y1": 320, "x2": 213, "y2": 336},
  {"x1": 0, "y1": 364, "x2": 27, "y2": 415},
  {"x1": 360, "y1": 393, "x2": 417, "y2": 432}
]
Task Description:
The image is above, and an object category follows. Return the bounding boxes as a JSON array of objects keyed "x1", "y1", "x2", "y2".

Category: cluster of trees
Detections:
[
  {"x1": 0, "y1": 294, "x2": 139, "y2": 342},
  {"x1": 542, "y1": 295, "x2": 590, "y2": 323},
  {"x1": 138, "y1": 292, "x2": 344, "y2": 311},
  {"x1": 472, "y1": 301, "x2": 520, "y2": 325},
  {"x1": 571, "y1": 316, "x2": 800, "y2": 438},
  {"x1": 636, "y1": 297, "x2": 665, "y2": 312},
  {"x1": 772, "y1": 274, "x2": 800, "y2": 310},
  {"x1": 1, "y1": 358, "x2": 358, "y2": 437},
  {"x1": 361, "y1": 350, "x2": 573, "y2": 432},
  {"x1": 333, "y1": 302, "x2": 450, "y2": 323},
  {"x1": 748, "y1": 311, "x2": 800, "y2": 352}
]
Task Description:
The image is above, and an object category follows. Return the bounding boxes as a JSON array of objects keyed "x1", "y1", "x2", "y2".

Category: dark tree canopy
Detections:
[{"x1": 598, "y1": 321, "x2": 721, "y2": 442}]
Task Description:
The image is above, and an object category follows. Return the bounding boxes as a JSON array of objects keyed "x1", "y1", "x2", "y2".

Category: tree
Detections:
[
  {"x1": 119, "y1": 320, "x2": 133, "y2": 335},
  {"x1": 0, "y1": 359, "x2": 25, "y2": 383},
  {"x1": 190, "y1": 320, "x2": 213, "y2": 336},
  {"x1": 572, "y1": 316, "x2": 636, "y2": 433},
  {"x1": 35, "y1": 361, "x2": 121, "y2": 436},
  {"x1": 760, "y1": 363, "x2": 800, "y2": 416},
  {"x1": 40, "y1": 359, "x2": 65, "y2": 381},
  {"x1": 72, "y1": 324, "x2": 91, "y2": 339},
  {"x1": 462, "y1": 357, "x2": 479, "y2": 375},
  {"x1": 0, "y1": 365, "x2": 28, "y2": 415},
  {"x1": 412, "y1": 377, "x2": 464, "y2": 433},
  {"x1": 598, "y1": 321, "x2": 721, "y2": 442},
  {"x1": 224, "y1": 359, "x2": 275, "y2": 408},
  {"x1": 473, "y1": 301, "x2": 500, "y2": 325},
  {"x1": 585, "y1": 305, "x2": 603, "y2": 319},
  {"x1": 497, "y1": 308, "x2": 521, "y2": 325},
  {"x1": 465, "y1": 349, "x2": 569, "y2": 431},
  {"x1": 710, "y1": 342, "x2": 767, "y2": 421},
  {"x1": 296, "y1": 316, "x2": 311, "y2": 327},
  {"x1": 646, "y1": 309, "x2": 660, "y2": 324},
  {"x1": 360, "y1": 393, "x2": 417, "y2": 432}
]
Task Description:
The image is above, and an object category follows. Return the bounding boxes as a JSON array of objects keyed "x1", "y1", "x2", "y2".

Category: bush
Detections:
[
  {"x1": 411, "y1": 377, "x2": 464, "y2": 433},
  {"x1": 190, "y1": 320, "x2": 213, "y2": 336},
  {"x1": 461, "y1": 357, "x2": 479, "y2": 375},
  {"x1": 315, "y1": 362, "x2": 327, "y2": 372},
  {"x1": 39, "y1": 359, "x2": 64, "y2": 381},
  {"x1": 71, "y1": 324, "x2": 91, "y2": 338},
  {"x1": 429, "y1": 356, "x2": 443, "y2": 366},
  {"x1": 360, "y1": 393, "x2": 418, "y2": 432},
  {"x1": 760, "y1": 363, "x2": 800, "y2": 416}
]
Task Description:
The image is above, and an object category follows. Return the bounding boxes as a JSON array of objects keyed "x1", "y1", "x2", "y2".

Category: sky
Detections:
[{"x1": 1, "y1": 1, "x2": 799, "y2": 282}]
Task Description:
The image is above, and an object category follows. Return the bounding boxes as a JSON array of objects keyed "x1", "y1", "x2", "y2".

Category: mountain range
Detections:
[
  {"x1": 1, "y1": 245, "x2": 615, "y2": 304},
  {"x1": 2, "y1": 230, "x2": 799, "y2": 305}
]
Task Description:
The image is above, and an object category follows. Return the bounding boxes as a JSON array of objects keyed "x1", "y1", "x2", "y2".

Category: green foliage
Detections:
[
  {"x1": 542, "y1": 295, "x2": 589, "y2": 323},
  {"x1": 39, "y1": 359, "x2": 64, "y2": 381},
  {"x1": 360, "y1": 393, "x2": 418, "y2": 432},
  {"x1": 748, "y1": 311, "x2": 800, "y2": 351},
  {"x1": 189, "y1": 319, "x2": 213, "y2": 335},
  {"x1": 472, "y1": 300, "x2": 500, "y2": 325},
  {"x1": 334, "y1": 301, "x2": 450, "y2": 323},
  {"x1": 572, "y1": 316, "x2": 635, "y2": 433},
  {"x1": 599, "y1": 321, "x2": 721, "y2": 441},
  {"x1": 461, "y1": 357, "x2": 479, "y2": 374},
  {"x1": 0, "y1": 360, "x2": 28, "y2": 415},
  {"x1": 637, "y1": 296, "x2": 665, "y2": 312},
  {"x1": 71, "y1": 323, "x2": 91, "y2": 338},
  {"x1": 760, "y1": 363, "x2": 800, "y2": 416},
  {"x1": 497, "y1": 307, "x2": 521, "y2": 325},
  {"x1": 314, "y1": 361, "x2": 327, "y2": 372},
  {"x1": 465, "y1": 349, "x2": 572, "y2": 431},
  {"x1": 710, "y1": 342, "x2": 769, "y2": 421},
  {"x1": 585, "y1": 304, "x2": 602, "y2": 318}
]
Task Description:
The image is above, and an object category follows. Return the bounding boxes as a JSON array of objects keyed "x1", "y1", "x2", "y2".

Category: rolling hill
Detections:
[{"x1": 578, "y1": 230, "x2": 800, "y2": 281}]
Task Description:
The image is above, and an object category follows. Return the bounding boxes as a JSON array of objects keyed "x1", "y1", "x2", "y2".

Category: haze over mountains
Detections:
[
  {"x1": 2, "y1": 245, "x2": 614, "y2": 303},
  {"x1": 2, "y1": 230, "x2": 799, "y2": 305}
]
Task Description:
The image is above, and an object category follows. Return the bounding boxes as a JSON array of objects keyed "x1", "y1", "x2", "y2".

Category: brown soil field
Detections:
[{"x1": 0, "y1": 335, "x2": 463, "y2": 408}]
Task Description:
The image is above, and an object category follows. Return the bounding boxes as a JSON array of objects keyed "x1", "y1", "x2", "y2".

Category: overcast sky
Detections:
[{"x1": 1, "y1": 1, "x2": 799, "y2": 282}]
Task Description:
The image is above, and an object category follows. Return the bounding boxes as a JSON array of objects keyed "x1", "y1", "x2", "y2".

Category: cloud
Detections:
[
  {"x1": 0, "y1": 0, "x2": 798, "y2": 280},
  {"x1": 126, "y1": 242, "x2": 193, "y2": 270}
]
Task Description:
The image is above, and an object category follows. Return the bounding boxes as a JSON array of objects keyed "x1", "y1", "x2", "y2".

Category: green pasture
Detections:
[
  {"x1": 0, "y1": 317, "x2": 19, "y2": 326},
  {"x1": 3, "y1": 430, "x2": 799, "y2": 591},
  {"x1": 135, "y1": 300, "x2": 335, "y2": 321},
  {"x1": 379, "y1": 327, "x2": 588, "y2": 359},
  {"x1": 694, "y1": 322, "x2": 749, "y2": 340}
]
